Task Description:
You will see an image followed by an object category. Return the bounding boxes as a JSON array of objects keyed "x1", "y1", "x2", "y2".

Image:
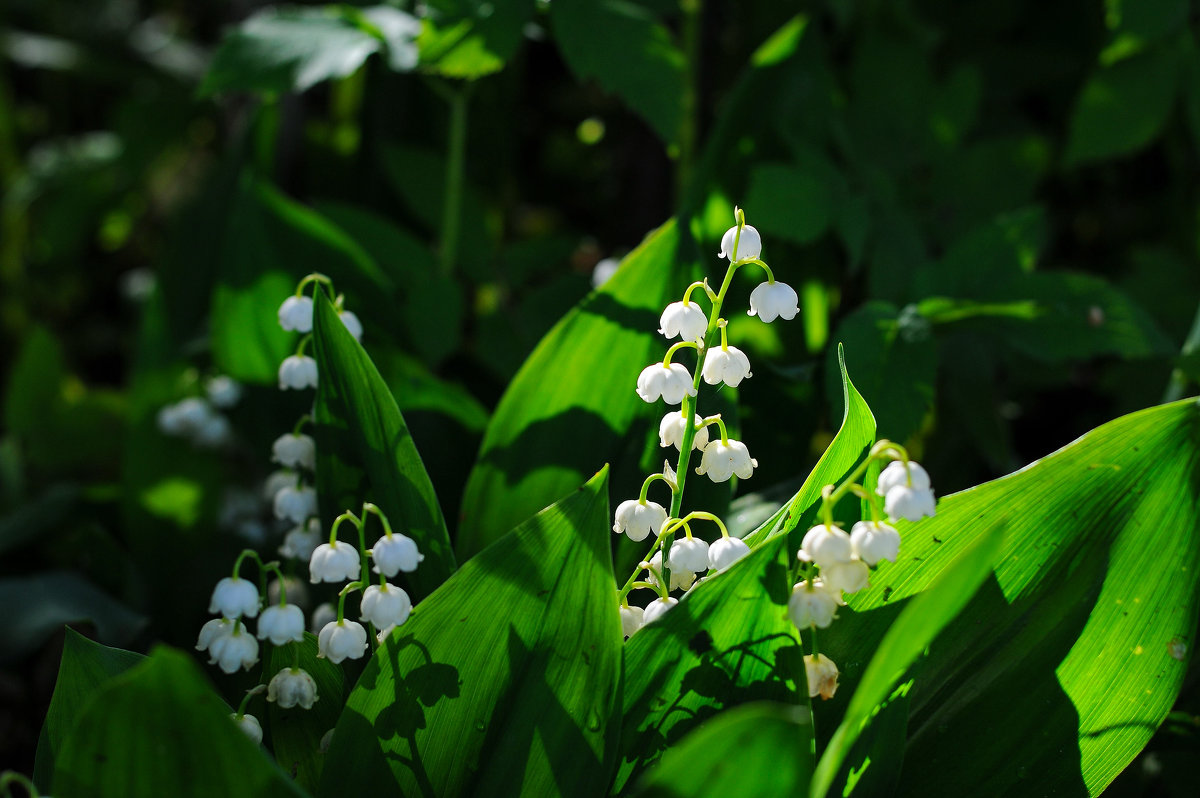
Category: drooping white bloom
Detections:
[
  {"x1": 371, "y1": 533, "x2": 424, "y2": 576},
  {"x1": 209, "y1": 577, "x2": 260, "y2": 619},
  {"x1": 612, "y1": 499, "x2": 668, "y2": 543},
  {"x1": 822, "y1": 560, "x2": 870, "y2": 594},
  {"x1": 359, "y1": 583, "x2": 413, "y2": 628},
  {"x1": 787, "y1": 580, "x2": 842, "y2": 629},
  {"x1": 718, "y1": 224, "x2": 763, "y2": 262},
  {"x1": 668, "y1": 537, "x2": 710, "y2": 573},
  {"x1": 309, "y1": 541, "x2": 360, "y2": 584},
  {"x1": 884, "y1": 486, "x2": 937, "y2": 522},
  {"x1": 274, "y1": 484, "x2": 317, "y2": 523},
  {"x1": 620, "y1": 605, "x2": 644, "y2": 638},
  {"x1": 876, "y1": 460, "x2": 931, "y2": 494},
  {"x1": 256, "y1": 603, "x2": 306, "y2": 645},
  {"x1": 748, "y1": 281, "x2": 799, "y2": 323},
  {"x1": 646, "y1": 551, "x2": 697, "y2": 592},
  {"x1": 205, "y1": 375, "x2": 243, "y2": 409},
  {"x1": 278, "y1": 295, "x2": 314, "y2": 333},
  {"x1": 708, "y1": 537, "x2": 751, "y2": 571},
  {"x1": 208, "y1": 624, "x2": 260, "y2": 674},
  {"x1": 643, "y1": 596, "x2": 679, "y2": 625},
  {"x1": 268, "y1": 668, "x2": 319, "y2": 709},
  {"x1": 658, "y1": 301, "x2": 708, "y2": 342},
  {"x1": 280, "y1": 518, "x2": 323, "y2": 561},
  {"x1": 156, "y1": 397, "x2": 216, "y2": 437},
  {"x1": 695, "y1": 439, "x2": 757, "y2": 482},
  {"x1": 262, "y1": 468, "x2": 296, "y2": 502},
  {"x1": 636, "y1": 363, "x2": 697, "y2": 405},
  {"x1": 317, "y1": 620, "x2": 369, "y2": 663},
  {"x1": 233, "y1": 713, "x2": 263, "y2": 744},
  {"x1": 310, "y1": 602, "x2": 336, "y2": 634},
  {"x1": 850, "y1": 520, "x2": 901, "y2": 566},
  {"x1": 658, "y1": 411, "x2": 710, "y2": 452},
  {"x1": 196, "y1": 617, "x2": 234, "y2": 653},
  {"x1": 804, "y1": 653, "x2": 839, "y2": 700},
  {"x1": 339, "y1": 310, "x2": 363, "y2": 341},
  {"x1": 800, "y1": 524, "x2": 853, "y2": 569},
  {"x1": 272, "y1": 432, "x2": 316, "y2": 470},
  {"x1": 702, "y1": 346, "x2": 752, "y2": 387},
  {"x1": 279, "y1": 355, "x2": 318, "y2": 390}
]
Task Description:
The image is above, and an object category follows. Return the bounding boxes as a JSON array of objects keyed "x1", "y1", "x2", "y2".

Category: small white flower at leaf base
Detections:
[
  {"x1": 695, "y1": 439, "x2": 757, "y2": 482},
  {"x1": 876, "y1": 460, "x2": 931, "y2": 494},
  {"x1": 371, "y1": 533, "x2": 424, "y2": 577},
  {"x1": 748, "y1": 281, "x2": 799, "y2": 323},
  {"x1": 668, "y1": 537, "x2": 710, "y2": 573},
  {"x1": 658, "y1": 411, "x2": 710, "y2": 452},
  {"x1": 233, "y1": 713, "x2": 263, "y2": 745},
  {"x1": 280, "y1": 518, "x2": 323, "y2": 561},
  {"x1": 620, "y1": 605, "x2": 644, "y2": 638},
  {"x1": 850, "y1": 520, "x2": 901, "y2": 566},
  {"x1": 317, "y1": 620, "x2": 369, "y2": 664},
  {"x1": 196, "y1": 617, "x2": 234, "y2": 653},
  {"x1": 636, "y1": 363, "x2": 698, "y2": 405},
  {"x1": 702, "y1": 346, "x2": 752, "y2": 387},
  {"x1": 208, "y1": 625, "x2": 260, "y2": 674},
  {"x1": 309, "y1": 541, "x2": 361, "y2": 584},
  {"x1": 613, "y1": 499, "x2": 668, "y2": 543},
  {"x1": 278, "y1": 295, "x2": 314, "y2": 333},
  {"x1": 339, "y1": 310, "x2": 363, "y2": 341},
  {"x1": 274, "y1": 484, "x2": 317, "y2": 523},
  {"x1": 647, "y1": 551, "x2": 697, "y2": 592},
  {"x1": 256, "y1": 603, "x2": 306, "y2": 645},
  {"x1": 209, "y1": 577, "x2": 260, "y2": 619},
  {"x1": 268, "y1": 668, "x2": 319, "y2": 710},
  {"x1": 272, "y1": 432, "x2": 316, "y2": 470},
  {"x1": 822, "y1": 560, "x2": 870, "y2": 594},
  {"x1": 206, "y1": 375, "x2": 243, "y2": 409},
  {"x1": 310, "y1": 602, "x2": 336, "y2": 634},
  {"x1": 279, "y1": 355, "x2": 318, "y2": 390},
  {"x1": 708, "y1": 537, "x2": 751, "y2": 571},
  {"x1": 788, "y1": 580, "x2": 843, "y2": 630},
  {"x1": 718, "y1": 224, "x2": 763, "y2": 262},
  {"x1": 263, "y1": 468, "x2": 296, "y2": 502},
  {"x1": 658, "y1": 301, "x2": 709, "y2": 342},
  {"x1": 804, "y1": 653, "x2": 840, "y2": 700},
  {"x1": 359, "y1": 583, "x2": 413, "y2": 628},
  {"x1": 884, "y1": 486, "x2": 937, "y2": 522},
  {"x1": 643, "y1": 597, "x2": 679, "y2": 625},
  {"x1": 800, "y1": 524, "x2": 853, "y2": 570}
]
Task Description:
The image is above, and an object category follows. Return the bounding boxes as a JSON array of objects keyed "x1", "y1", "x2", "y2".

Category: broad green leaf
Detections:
[
  {"x1": 34, "y1": 629, "x2": 145, "y2": 790},
  {"x1": 312, "y1": 290, "x2": 455, "y2": 599},
  {"x1": 811, "y1": 519, "x2": 1005, "y2": 797},
  {"x1": 550, "y1": 0, "x2": 686, "y2": 144},
  {"x1": 417, "y1": 0, "x2": 535, "y2": 79},
  {"x1": 319, "y1": 467, "x2": 621, "y2": 798},
  {"x1": 629, "y1": 702, "x2": 815, "y2": 797},
  {"x1": 53, "y1": 647, "x2": 303, "y2": 798},
  {"x1": 613, "y1": 535, "x2": 808, "y2": 793},
  {"x1": 744, "y1": 163, "x2": 833, "y2": 245},
  {"x1": 824, "y1": 397, "x2": 1200, "y2": 796},
  {"x1": 265, "y1": 632, "x2": 344, "y2": 793}
]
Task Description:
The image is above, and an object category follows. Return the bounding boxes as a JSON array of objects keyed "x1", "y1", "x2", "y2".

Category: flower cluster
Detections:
[{"x1": 155, "y1": 375, "x2": 242, "y2": 450}]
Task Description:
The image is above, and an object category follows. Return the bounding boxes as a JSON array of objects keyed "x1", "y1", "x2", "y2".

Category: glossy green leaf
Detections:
[
  {"x1": 312, "y1": 290, "x2": 455, "y2": 599},
  {"x1": 264, "y1": 632, "x2": 344, "y2": 793},
  {"x1": 550, "y1": 0, "x2": 686, "y2": 144},
  {"x1": 629, "y1": 702, "x2": 815, "y2": 797},
  {"x1": 614, "y1": 535, "x2": 808, "y2": 793},
  {"x1": 319, "y1": 467, "x2": 621, "y2": 798},
  {"x1": 53, "y1": 647, "x2": 303, "y2": 797},
  {"x1": 417, "y1": 0, "x2": 535, "y2": 79}
]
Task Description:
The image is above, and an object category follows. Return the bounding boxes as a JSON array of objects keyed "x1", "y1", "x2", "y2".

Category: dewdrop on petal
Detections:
[
  {"x1": 804, "y1": 653, "x2": 839, "y2": 700},
  {"x1": 636, "y1": 363, "x2": 698, "y2": 405},
  {"x1": 613, "y1": 499, "x2": 668, "y2": 543},
  {"x1": 256, "y1": 603, "x2": 306, "y2": 645},
  {"x1": 279, "y1": 355, "x2": 318, "y2": 390},
  {"x1": 278, "y1": 295, "x2": 314, "y2": 333},
  {"x1": 339, "y1": 310, "x2": 363, "y2": 341},
  {"x1": 658, "y1": 301, "x2": 708, "y2": 342},
  {"x1": 309, "y1": 541, "x2": 361, "y2": 584},
  {"x1": 850, "y1": 520, "x2": 901, "y2": 566},
  {"x1": 620, "y1": 605, "x2": 644, "y2": 638},
  {"x1": 274, "y1": 484, "x2": 317, "y2": 523},
  {"x1": 718, "y1": 223, "x2": 762, "y2": 262},
  {"x1": 668, "y1": 537, "x2": 710, "y2": 573},
  {"x1": 317, "y1": 620, "x2": 369, "y2": 664},
  {"x1": 702, "y1": 345, "x2": 752, "y2": 387},
  {"x1": 359, "y1": 583, "x2": 413, "y2": 629},
  {"x1": 268, "y1": 668, "x2": 319, "y2": 710},
  {"x1": 209, "y1": 577, "x2": 260, "y2": 619},
  {"x1": 748, "y1": 281, "x2": 799, "y2": 323},
  {"x1": 371, "y1": 533, "x2": 424, "y2": 576},
  {"x1": 695, "y1": 439, "x2": 757, "y2": 482},
  {"x1": 233, "y1": 713, "x2": 263, "y2": 744},
  {"x1": 708, "y1": 537, "x2": 751, "y2": 571},
  {"x1": 658, "y1": 411, "x2": 710, "y2": 452},
  {"x1": 643, "y1": 597, "x2": 679, "y2": 625},
  {"x1": 800, "y1": 524, "x2": 853, "y2": 570},
  {"x1": 787, "y1": 580, "x2": 842, "y2": 630}
]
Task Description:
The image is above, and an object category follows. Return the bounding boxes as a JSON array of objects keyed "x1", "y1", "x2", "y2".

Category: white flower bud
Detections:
[
  {"x1": 278, "y1": 295, "x2": 314, "y2": 333},
  {"x1": 804, "y1": 653, "x2": 839, "y2": 700},
  {"x1": 884, "y1": 486, "x2": 937, "y2": 522},
  {"x1": 205, "y1": 375, "x2": 242, "y2": 408},
  {"x1": 209, "y1": 577, "x2": 260, "y2": 619},
  {"x1": 256, "y1": 603, "x2": 306, "y2": 645},
  {"x1": 272, "y1": 432, "x2": 316, "y2": 470},
  {"x1": 371, "y1": 533, "x2": 424, "y2": 576},
  {"x1": 339, "y1": 310, "x2": 363, "y2": 341},
  {"x1": 787, "y1": 580, "x2": 842, "y2": 629},
  {"x1": 876, "y1": 460, "x2": 931, "y2": 495},
  {"x1": 850, "y1": 520, "x2": 901, "y2": 566},
  {"x1": 208, "y1": 624, "x2": 259, "y2": 673},
  {"x1": 317, "y1": 620, "x2": 369, "y2": 664},
  {"x1": 262, "y1": 468, "x2": 296, "y2": 502},
  {"x1": 822, "y1": 560, "x2": 870, "y2": 594},
  {"x1": 748, "y1": 281, "x2": 799, "y2": 323},
  {"x1": 310, "y1": 602, "x2": 336, "y2": 634},
  {"x1": 800, "y1": 524, "x2": 853, "y2": 569},
  {"x1": 620, "y1": 605, "x2": 644, "y2": 638},
  {"x1": 702, "y1": 346, "x2": 752, "y2": 387},
  {"x1": 274, "y1": 484, "x2": 317, "y2": 523},
  {"x1": 309, "y1": 541, "x2": 360, "y2": 584},
  {"x1": 233, "y1": 713, "x2": 263, "y2": 744},
  {"x1": 718, "y1": 224, "x2": 762, "y2": 262},
  {"x1": 658, "y1": 301, "x2": 708, "y2": 342},
  {"x1": 636, "y1": 363, "x2": 698, "y2": 405},
  {"x1": 708, "y1": 537, "x2": 751, "y2": 571},
  {"x1": 668, "y1": 537, "x2": 710, "y2": 573},
  {"x1": 280, "y1": 518, "x2": 323, "y2": 561},
  {"x1": 279, "y1": 355, "x2": 318, "y2": 390},
  {"x1": 695, "y1": 439, "x2": 757, "y2": 482},
  {"x1": 268, "y1": 668, "x2": 319, "y2": 709},
  {"x1": 658, "y1": 411, "x2": 710, "y2": 452},
  {"x1": 642, "y1": 597, "x2": 678, "y2": 625},
  {"x1": 612, "y1": 499, "x2": 668, "y2": 543},
  {"x1": 359, "y1": 583, "x2": 413, "y2": 628}
]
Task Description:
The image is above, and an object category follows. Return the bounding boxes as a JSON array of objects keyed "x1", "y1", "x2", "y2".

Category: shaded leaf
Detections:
[
  {"x1": 264, "y1": 633, "x2": 344, "y2": 792},
  {"x1": 418, "y1": 0, "x2": 535, "y2": 79}
]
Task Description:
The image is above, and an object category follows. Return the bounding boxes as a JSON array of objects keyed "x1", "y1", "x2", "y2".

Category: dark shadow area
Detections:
[
  {"x1": 479, "y1": 406, "x2": 623, "y2": 486},
  {"x1": 577, "y1": 292, "x2": 663, "y2": 336}
]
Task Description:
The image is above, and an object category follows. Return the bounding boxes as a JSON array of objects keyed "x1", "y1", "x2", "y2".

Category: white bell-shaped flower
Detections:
[
  {"x1": 884, "y1": 486, "x2": 937, "y2": 522},
  {"x1": 274, "y1": 484, "x2": 317, "y2": 523},
  {"x1": 359, "y1": 583, "x2": 413, "y2": 628},
  {"x1": 658, "y1": 301, "x2": 708, "y2": 342},
  {"x1": 695, "y1": 439, "x2": 757, "y2": 482},
  {"x1": 612, "y1": 499, "x2": 668, "y2": 543},
  {"x1": 636, "y1": 363, "x2": 697, "y2": 405},
  {"x1": 748, "y1": 281, "x2": 799, "y2": 323},
  {"x1": 718, "y1": 224, "x2": 762, "y2": 262},
  {"x1": 309, "y1": 541, "x2": 360, "y2": 584},
  {"x1": 850, "y1": 520, "x2": 901, "y2": 566},
  {"x1": 256, "y1": 603, "x2": 306, "y2": 645},
  {"x1": 822, "y1": 560, "x2": 870, "y2": 594},
  {"x1": 208, "y1": 624, "x2": 260, "y2": 674},
  {"x1": 233, "y1": 713, "x2": 263, "y2": 744},
  {"x1": 371, "y1": 533, "x2": 424, "y2": 576},
  {"x1": 658, "y1": 411, "x2": 710, "y2": 452},
  {"x1": 196, "y1": 617, "x2": 234, "y2": 653},
  {"x1": 876, "y1": 460, "x2": 931, "y2": 494},
  {"x1": 310, "y1": 602, "x2": 336, "y2": 634},
  {"x1": 646, "y1": 551, "x2": 696, "y2": 592},
  {"x1": 280, "y1": 518, "x2": 323, "y2": 561},
  {"x1": 205, "y1": 375, "x2": 242, "y2": 409},
  {"x1": 262, "y1": 468, "x2": 296, "y2": 502},
  {"x1": 317, "y1": 619, "x2": 369, "y2": 663},
  {"x1": 708, "y1": 537, "x2": 751, "y2": 571},
  {"x1": 702, "y1": 346, "x2": 752, "y2": 387},
  {"x1": 272, "y1": 432, "x2": 316, "y2": 470},
  {"x1": 668, "y1": 537, "x2": 710, "y2": 573},
  {"x1": 279, "y1": 355, "x2": 319, "y2": 390},
  {"x1": 804, "y1": 653, "x2": 839, "y2": 700},
  {"x1": 157, "y1": 397, "x2": 215, "y2": 437},
  {"x1": 800, "y1": 524, "x2": 853, "y2": 569},
  {"x1": 209, "y1": 577, "x2": 260, "y2": 619},
  {"x1": 339, "y1": 310, "x2": 363, "y2": 341},
  {"x1": 278, "y1": 295, "x2": 314, "y2": 333},
  {"x1": 268, "y1": 668, "x2": 319, "y2": 709},
  {"x1": 643, "y1": 596, "x2": 679, "y2": 625},
  {"x1": 620, "y1": 605, "x2": 644, "y2": 638},
  {"x1": 787, "y1": 580, "x2": 842, "y2": 629}
]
